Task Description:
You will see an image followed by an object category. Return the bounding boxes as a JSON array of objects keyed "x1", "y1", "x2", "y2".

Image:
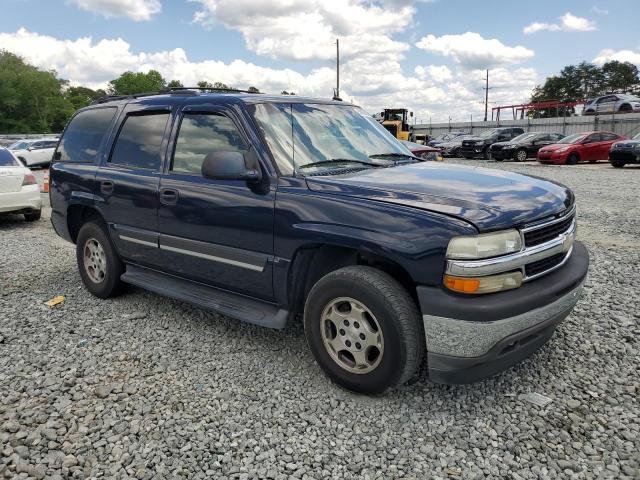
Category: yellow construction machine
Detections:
[{"x1": 381, "y1": 108, "x2": 412, "y2": 141}]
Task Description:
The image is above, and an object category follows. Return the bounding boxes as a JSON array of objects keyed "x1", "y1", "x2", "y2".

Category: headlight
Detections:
[
  {"x1": 446, "y1": 229, "x2": 522, "y2": 260},
  {"x1": 557, "y1": 146, "x2": 570, "y2": 153}
]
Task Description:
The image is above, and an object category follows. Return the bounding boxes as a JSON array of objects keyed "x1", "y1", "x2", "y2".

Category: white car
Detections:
[
  {"x1": 8, "y1": 138, "x2": 58, "y2": 168},
  {"x1": 0, "y1": 148, "x2": 42, "y2": 221}
]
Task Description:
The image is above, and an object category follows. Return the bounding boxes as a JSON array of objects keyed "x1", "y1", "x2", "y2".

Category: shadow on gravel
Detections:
[{"x1": 0, "y1": 213, "x2": 39, "y2": 230}]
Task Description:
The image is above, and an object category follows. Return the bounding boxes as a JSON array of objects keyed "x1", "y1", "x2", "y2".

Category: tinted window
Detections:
[
  {"x1": 31, "y1": 142, "x2": 44, "y2": 149},
  {"x1": 43, "y1": 140, "x2": 58, "y2": 148},
  {"x1": 172, "y1": 113, "x2": 247, "y2": 175},
  {"x1": 110, "y1": 113, "x2": 168, "y2": 170},
  {"x1": 600, "y1": 133, "x2": 618, "y2": 141},
  {"x1": 585, "y1": 134, "x2": 601, "y2": 143},
  {"x1": 0, "y1": 149, "x2": 19, "y2": 167},
  {"x1": 58, "y1": 107, "x2": 117, "y2": 163}
]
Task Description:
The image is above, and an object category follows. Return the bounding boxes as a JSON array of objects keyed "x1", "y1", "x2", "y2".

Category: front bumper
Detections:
[
  {"x1": 610, "y1": 150, "x2": 640, "y2": 164},
  {"x1": 0, "y1": 185, "x2": 42, "y2": 214},
  {"x1": 418, "y1": 241, "x2": 589, "y2": 384},
  {"x1": 537, "y1": 151, "x2": 568, "y2": 164}
]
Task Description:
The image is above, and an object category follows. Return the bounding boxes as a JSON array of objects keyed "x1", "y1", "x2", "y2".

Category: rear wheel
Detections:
[
  {"x1": 515, "y1": 148, "x2": 528, "y2": 162},
  {"x1": 304, "y1": 266, "x2": 423, "y2": 395},
  {"x1": 567, "y1": 153, "x2": 580, "y2": 165},
  {"x1": 619, "y1": 104, "x2": 632, "y2": 113},
  {"x1": 76, "y1": 221, "x2": 124, "y2": 298},
  {"x1": 24, "y1": 209, "x2": 41, "y2": 222}
]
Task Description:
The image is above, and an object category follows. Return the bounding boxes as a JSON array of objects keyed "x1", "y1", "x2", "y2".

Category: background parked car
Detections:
[
  {"x1": 491, "y1": 132, "x2": 565, "y2": 162},
  {"x1": 460, "y1": 127, "x2": 525, "y2": 159},
  {"x1": 9, "y1": 138, "x2": 58, "y2": 168},
  {"x1": 0, "y1": 148, "x2": 42, "y2": 221},
  {"x1": 609, "y1": 132, "x2": 640, "y2": 168},
  {"x1": 537, "y1": 131, "x2": 626, "y2": 165},
  {"x1": 438, "y1": 134, "x2": 475, "y2": 158},
  {"x1": 583, "y1": 94, "x2": 640, "y2": 115},
  {"x1": 401, "y1": 140, "x2": 443, "y2": 161},
  {"x1": 427, "y1": 131, "x2": 467, "y2": 148}
]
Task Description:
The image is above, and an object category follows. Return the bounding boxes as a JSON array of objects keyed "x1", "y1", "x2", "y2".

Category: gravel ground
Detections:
[{"x1": 1, "y1": 162, "x2": 638, "y2": 479}]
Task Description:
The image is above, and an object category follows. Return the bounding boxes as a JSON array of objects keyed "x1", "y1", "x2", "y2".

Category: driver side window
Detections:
[{"x1": 172, "y1": 113, "x2": 247, "y2": 175}]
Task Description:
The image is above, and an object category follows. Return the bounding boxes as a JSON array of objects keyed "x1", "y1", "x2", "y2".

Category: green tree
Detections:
[
  {"x1": 64, "y1": 86, "x2": 106, "y2": 110},
  {"x1": 167, "y1": 79, "x2": 184, "y2": 88},
  {"x1": 602, "y1": 61, "x2": 640, "y2": 94},
  {"x1": 247, "y1": 86, "x2": 260, "y2": 93},
  {"x1": 0, "y1": 50, "x2": 75, "y2": 133},
  {"x1": 108, "y1": 70, "x2": 166, "y2": 95},
  {"x1": 197, "y1": 81, "x2": 214, "y2": 88}
]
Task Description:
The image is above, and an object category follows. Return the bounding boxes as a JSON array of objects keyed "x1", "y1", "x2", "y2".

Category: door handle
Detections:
[
  {"x1": 100, "y1": 180, "x2": 114, "y2": 195},
  {"x1": 160, "y1": 188, "x2": 179, "y2": 205}
]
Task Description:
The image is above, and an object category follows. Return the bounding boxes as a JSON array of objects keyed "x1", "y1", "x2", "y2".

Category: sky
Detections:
[{"x1": 1, "y1": 0, "x2": 639, "y2": 122}]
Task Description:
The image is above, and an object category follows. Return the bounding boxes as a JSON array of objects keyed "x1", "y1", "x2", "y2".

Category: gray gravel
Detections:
[{"x1": 1, "y1": 161, "x2": 639, "y2": 479}]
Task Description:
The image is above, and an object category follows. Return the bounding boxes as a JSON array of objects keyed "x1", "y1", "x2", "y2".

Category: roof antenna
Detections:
[{"x1": 332, "y1": 39, "x2": 342, "y2": 101}]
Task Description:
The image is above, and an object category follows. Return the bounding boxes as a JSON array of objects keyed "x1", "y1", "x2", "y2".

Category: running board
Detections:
[{"x1": 121, "y1": 264, "x2": 288, "y2": 329}]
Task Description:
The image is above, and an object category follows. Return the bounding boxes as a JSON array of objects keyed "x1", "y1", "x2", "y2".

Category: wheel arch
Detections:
[
  {"x1": 67, "y1": 204, "x2": 104, "y2": 243},
  {"x1": 286, "y1": 244, "x2": 417, "y2": 317}
]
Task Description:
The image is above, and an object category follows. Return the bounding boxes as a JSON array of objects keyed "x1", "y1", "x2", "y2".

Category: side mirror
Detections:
[
  {"x1": 27, "y1": 147, "x2": 33, "y2": 151},
  {"x1": 201, "y1": 150, "x2": 261, "y2": 182}
]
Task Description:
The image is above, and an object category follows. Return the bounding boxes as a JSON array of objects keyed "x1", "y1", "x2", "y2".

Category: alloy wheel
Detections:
[{"x1": 83, "y1": 238, "x2": 107, "y2": 284}]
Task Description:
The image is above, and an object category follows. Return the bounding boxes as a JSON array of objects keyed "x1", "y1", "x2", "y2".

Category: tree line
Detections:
[
  {"x1": 0, "y1": 51, "x2": 264, "y2": 133},
  {"x1": 530, "y1": 60, "x2": 640, "y2": 116}
]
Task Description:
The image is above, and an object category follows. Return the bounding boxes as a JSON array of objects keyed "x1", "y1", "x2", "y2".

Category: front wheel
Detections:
[
  {"x1": 76, "y1": 221, "x2": 125, "y2": 298},
  {"x1": 610, "y1": 159, "x2": 626, "y2": 168},
  {"x1": 304, "y1": 266, "x2": 423, "y2": 395},
  {"x1": 567, "y1": 153, "x2": 580, "y2": 165}
]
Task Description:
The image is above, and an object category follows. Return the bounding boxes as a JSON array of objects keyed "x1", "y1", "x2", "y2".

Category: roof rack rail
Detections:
[
  {"x1": 162, "y1": 86, "x2": 262, "y2": 94},
  {"x1": 90, "y1": 91, "x2": 165, "y2": 105}
]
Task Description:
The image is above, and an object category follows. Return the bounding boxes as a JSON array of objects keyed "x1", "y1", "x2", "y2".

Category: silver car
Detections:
[{"x1": 583, "y1": 94, "x2": 640, "y2": 115}]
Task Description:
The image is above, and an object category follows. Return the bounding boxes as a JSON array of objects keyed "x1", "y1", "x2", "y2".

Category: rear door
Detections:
[
  {"x1": 157, "y1": 104, "x2": 275, "y2": 300},
  {"x1": 94, "y1": 104, "x2": 173, "y2": 267},
  {"x1": 597, "y1": 96, "x2": 616, "y2": 114},
  {"x1": 599, "y1": 133, "x2": 620, "y2": 159}
]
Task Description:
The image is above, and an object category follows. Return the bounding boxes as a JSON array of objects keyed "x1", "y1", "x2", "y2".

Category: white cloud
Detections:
[
  {"x1": 590, "y1": 6, "x2": 609, "y2": 15},
  {"x1": 594, "y1": 49, "x2": 640, "y2": 66},
  {"x1": 190, "y1": 0, "x2": 413, "y2": 62},
  {"x1": 415, "y1": 65, "x2": 452, "y2": 82},
  {"x1": 415, "y1": 32, "x2": 534, "y2": 69},
  {"x1": 523, "y1": 12, "x2": 596, "y2": 34},
  {"x1": 0, "y1": 28, "x2": 539, "y2": 123},
  {"x1": 70, "y1": 0, "x2": 161, "y2": 21}
]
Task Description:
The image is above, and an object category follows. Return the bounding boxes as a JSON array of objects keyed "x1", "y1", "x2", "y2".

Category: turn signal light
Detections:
[{"x1": 444, "y1": 271, "x2": 523, "y2": 295}]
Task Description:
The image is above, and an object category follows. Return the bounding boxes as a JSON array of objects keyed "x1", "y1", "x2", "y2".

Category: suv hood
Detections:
[{"x1": 305, "y1": 162, "x2": 573, "y2": 231}]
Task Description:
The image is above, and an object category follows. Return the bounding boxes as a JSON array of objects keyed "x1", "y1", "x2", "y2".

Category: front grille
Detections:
[
  {"x1": 525, "y1": 252, "x2": 566, "y2": 277},
  {"x1": 524, "y1": 212, "x2": 574, "y2": 247}
]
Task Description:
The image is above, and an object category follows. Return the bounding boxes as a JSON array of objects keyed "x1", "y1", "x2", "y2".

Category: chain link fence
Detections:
[{"x1": 414, "y1": 112, "x2": 640, "y2": 139}]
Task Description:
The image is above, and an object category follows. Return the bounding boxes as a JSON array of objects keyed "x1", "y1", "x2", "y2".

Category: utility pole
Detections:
[
  {"x1": 483, "y1": 69, "x2": 489, "y2": 122},
  {"x1": 333, "y1": 38, "x2": 341, "y2": 101}
]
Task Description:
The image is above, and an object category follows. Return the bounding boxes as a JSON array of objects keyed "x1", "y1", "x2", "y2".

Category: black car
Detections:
[
  {"x1": 491, "y1": 132, "x2": 565, "y2": 162},
  {"x1": 460, "y1": 127, "x2": 525, "y2": 159},
  {"x1": 609, "y1": 132, "x2": 640, "y2": 168},
  {"x1": 427, "y1": 131, "x2": 467, "y2": 148},
  {"x1": 48, "y1": 89, "x2": 588, "y2": 394}
]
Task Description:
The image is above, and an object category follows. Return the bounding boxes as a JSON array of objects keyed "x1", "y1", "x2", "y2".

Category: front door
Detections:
[
  {"x1": 580, "y1": 133, "x2": 602, "y2": 161},
  {"x1": 94, "y1": 105, "x2": 173, "y2": 267},
  {"x1": 158, "y1": 106, "x2": 275, "y2": 300}
]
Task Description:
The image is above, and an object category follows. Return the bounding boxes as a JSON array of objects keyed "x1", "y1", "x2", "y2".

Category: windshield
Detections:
[
  {"x1": 511, "y1": 133, "x2": 536, "y2": 143},
  {"x1": 8, "y1": 141, "x2": 29, "y2": 150},
  {"x1": 251, "y1": 103, "x2": 413, "y2": 175},
  {"x1": 557, "y1": 133, "x2": 586, "y2": 144},
  {"x1": 634, "y1": 133, "x2": 640, "y2": 140},
  {"x1": 478, "y1": 129, "x2": 501, "y2": 139}
]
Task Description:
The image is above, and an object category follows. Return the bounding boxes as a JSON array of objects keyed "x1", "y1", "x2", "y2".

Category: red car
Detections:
[{"x1": 537, "y1": 131, "x2": 626, "y2": 165}]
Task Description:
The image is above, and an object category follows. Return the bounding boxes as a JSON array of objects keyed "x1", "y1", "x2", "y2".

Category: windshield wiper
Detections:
[
  {"x1": 368, "y1": 152, "x2": 420, "y2": 162},
  {"x1": 298, "y1": 159, "x2": 377, "y2": 170}
]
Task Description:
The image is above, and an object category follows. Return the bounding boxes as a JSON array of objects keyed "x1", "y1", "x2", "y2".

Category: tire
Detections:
[
  {"x1": 589, "y1": 160, "x2": 597, "y2": 164},
  {"x1": 619, "y1": 104, "x2": 632, "y2": 113},
  {"x1": 515, "y1": 149, "x2": 528, "y2": 162},
  {"x1": 304, "y1": 266, "x2": 423, "y2": 395},
  {"x1": 567, "y1": 153, "x2": 580, "y2": 165},
  {"x1": 76, "y1": 221, "x2": 125, "y2": 299},
  {"x1": 24, "y1": 209, "x2": 41, "y2": 222},
  {"x1": 610, "y1": 159, "x2": 626, "y2": 168},
  {"x1": 451, "y1": 147, "x2": 460, "y2": 157}
]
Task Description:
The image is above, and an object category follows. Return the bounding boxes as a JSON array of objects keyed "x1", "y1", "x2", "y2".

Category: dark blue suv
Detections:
[{"x1": 49, "y1": 90, "x2": 589, "y2": 394}]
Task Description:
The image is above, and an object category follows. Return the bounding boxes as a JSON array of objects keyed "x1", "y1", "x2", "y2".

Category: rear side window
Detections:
[
  {"x1": 600, "y1": 133, "x2": 618, "y2": 141},
  {"x1": 0, "y1": 149, "x2": 19, "y2": 167},
  {"x1": 110, "y1": 113, "x2": 169, "y2": 170},
  {"x1": 172, "y1": 113, "x2": 247, "y2": 175},
  {"x1": 57, "y1": 107, "x2": 117, "y2": 163}
]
